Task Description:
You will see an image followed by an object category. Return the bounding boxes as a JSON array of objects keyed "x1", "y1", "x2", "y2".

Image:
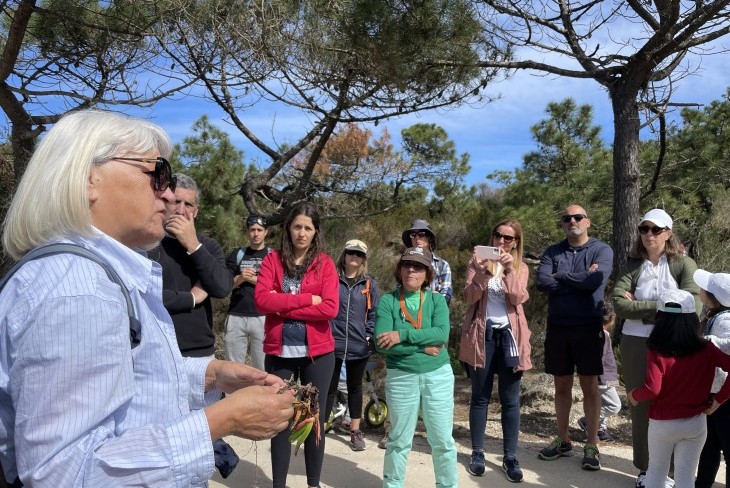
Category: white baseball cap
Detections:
[
  {"x1": 694, "y1": 270, "x2": 730, "y2": 307},
  {"x1": 657, "y1": 289, "x2": 696, "y2": 314},
  {"x1": 639, "y1": 208, "x2": 673, "y2": 229}
]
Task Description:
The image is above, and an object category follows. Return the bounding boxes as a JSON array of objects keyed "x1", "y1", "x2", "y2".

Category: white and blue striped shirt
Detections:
[{"x1": 0, "y1": 230, "x2": 216, "y2": 486}]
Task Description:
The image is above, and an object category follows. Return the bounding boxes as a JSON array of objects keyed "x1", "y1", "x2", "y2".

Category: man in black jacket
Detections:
[{"x1": 154, "y1": 173, "x2": 233, "y2": 358}]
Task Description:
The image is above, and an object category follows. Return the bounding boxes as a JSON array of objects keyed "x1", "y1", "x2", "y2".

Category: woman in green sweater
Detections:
[{"x1": 375, "y1": 246, "x2": 456, "y2": 488}]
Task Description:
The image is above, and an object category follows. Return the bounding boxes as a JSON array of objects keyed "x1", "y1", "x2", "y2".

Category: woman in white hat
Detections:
[
  {"x1": 693, "y1": 270, "x2": 730, "y2": 488},
  {"x1": 612, "y1": 208, "x2": 701, "y2": 488},
  {"x1": 324, "y1": 239, "x2": 381, "y2": 451}
]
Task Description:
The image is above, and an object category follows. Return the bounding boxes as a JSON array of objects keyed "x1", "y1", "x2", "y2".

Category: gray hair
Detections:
[
  {"x1": 2, "y1": 110, "x2": 172, "y2": 260},
  {"x1": 172, "y1": 172, "x2": 200, "y2": 205}
]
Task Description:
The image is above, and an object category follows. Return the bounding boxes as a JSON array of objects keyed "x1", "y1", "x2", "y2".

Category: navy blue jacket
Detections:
[
  {"x1": 536, "y1": 237, "x2": 613, "y2": 327},
  {"x1": 331, "y1": 273, "x2": 380, "y2": 360}
]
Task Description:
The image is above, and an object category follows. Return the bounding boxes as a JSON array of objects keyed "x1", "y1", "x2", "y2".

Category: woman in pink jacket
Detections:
[
  {"x1": 459, "y1": 218, "x2": 532, "y2": 483},
  {"x1": 255, "y1": 202, "x2": 338, "y2": 488}
]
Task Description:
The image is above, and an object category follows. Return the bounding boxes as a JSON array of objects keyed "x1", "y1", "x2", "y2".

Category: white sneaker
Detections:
[{"x1": 635, "y1": 472, "x2": 675, "y2": 488}]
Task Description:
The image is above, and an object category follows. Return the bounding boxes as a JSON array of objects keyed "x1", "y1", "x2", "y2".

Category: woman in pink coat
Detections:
[{"x1": 459, "y1": 218, "x2": 531, "y2": 482}]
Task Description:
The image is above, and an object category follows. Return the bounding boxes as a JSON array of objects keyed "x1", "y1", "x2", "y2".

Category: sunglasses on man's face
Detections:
[
  {"x1": 112, "y1": 157, "x2": 176, "y2": 192},
  {"x1": 638, "y1": 225, "x2": 668, "y2": 236},
  {"x1": 493, "y1": 230, "x2": 516, "y2": 243},
  {"x1": 409, "y1": 231, "x2": 428, "y2": 240},
  {"x1": 345, "y1": 250, "x2": 366, "y2": 258},
  {"x1": 561, "y1": 213, "x2": 587, "y2": 224}
]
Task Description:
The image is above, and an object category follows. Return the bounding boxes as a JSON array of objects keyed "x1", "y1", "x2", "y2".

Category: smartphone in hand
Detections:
[{"x1": 475, "y1": 245, "x2": 501, "y2": 261}]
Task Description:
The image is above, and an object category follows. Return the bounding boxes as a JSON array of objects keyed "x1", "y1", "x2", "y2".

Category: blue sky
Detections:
[
  {"x1": 3, "y1": 46, "x2": 728, "y2": 188},
  {"x1": 139, "y1": 46, "x2": 730, "y2": 187}
]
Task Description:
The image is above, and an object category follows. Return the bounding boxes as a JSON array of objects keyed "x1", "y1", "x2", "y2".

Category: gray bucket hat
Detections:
[{"x1": 401, "y1": 219, "x2": 436, "y2": 247}]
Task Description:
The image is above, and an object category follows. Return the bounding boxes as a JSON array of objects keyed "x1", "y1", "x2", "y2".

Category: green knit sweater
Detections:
[{"x1": 374, "y1": 289, "x2": 451, "y2": 373}]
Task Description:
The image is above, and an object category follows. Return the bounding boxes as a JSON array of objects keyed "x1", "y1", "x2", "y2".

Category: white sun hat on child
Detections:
[
  {"x1": 694, "y1": 270, "x2": 730, "y2": 308},
  {"x1": 656, "y1": 289, "x2": 696, "y2": 314}
]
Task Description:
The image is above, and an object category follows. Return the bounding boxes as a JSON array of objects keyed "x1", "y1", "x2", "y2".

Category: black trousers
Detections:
[{"x1": 266, "y1": 352, "x2": 335, "y2": 488}]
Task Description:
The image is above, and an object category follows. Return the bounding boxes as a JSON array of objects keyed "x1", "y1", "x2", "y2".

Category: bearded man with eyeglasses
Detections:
[
  {"x1": 151, "y1": 173, "x2": 233, "y2": 360},
  {"x1": 401, "y1": 220, "x2": 452, "y2": 305},
  {"x1": 535, "y1": 204, "x2": 614, "y2": 472}
]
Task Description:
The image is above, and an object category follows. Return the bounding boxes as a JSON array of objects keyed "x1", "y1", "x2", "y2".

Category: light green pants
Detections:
[{"x1": 383, "y1": 363, "x2": 457, "y2": 488}]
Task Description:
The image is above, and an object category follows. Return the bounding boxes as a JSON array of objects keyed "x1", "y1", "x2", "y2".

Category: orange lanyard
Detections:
[{"x1": 399, "y1": 289, "x2": 424, "y2": 329}]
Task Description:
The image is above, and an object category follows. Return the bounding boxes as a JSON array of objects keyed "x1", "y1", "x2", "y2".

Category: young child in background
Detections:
[
  {"x1": 628, "y1": 289, "x2": 730, "y2": 488},
  {"x1": 693, "y1": 270, "x2": 730, "y2": 488},
  {"x1": 578, "y1": 301, "x2": 621, "y2": 442}
]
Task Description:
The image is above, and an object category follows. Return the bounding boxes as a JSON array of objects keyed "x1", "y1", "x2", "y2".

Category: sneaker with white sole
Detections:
[
  {"x1": 468, "y1": 451, "x2": 486, "y2": 476},
  {"x1": 502, "y1": 456, "x2": 523, "y2": 483},
  {"x1": 538, "y1": 437, "x2": 573, "y2": 460},
  {"x1": 581, "y1": 443, "x2": 601, "y2": 470}
]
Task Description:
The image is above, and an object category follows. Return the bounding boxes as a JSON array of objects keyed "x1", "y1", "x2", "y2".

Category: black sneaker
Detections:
[
  {"x1": 635, "y1": 472, "x2": 647, "y2": 488},
  {"x1": 582, "y1": 443, "x2": 601, "y2": 470},
  {"x1": 577, "y1": 417, "x2": 588, "y2": 433},
  {"x1": 468, "y1": 451, "x2": 486, "y2": 476},
  {"x1": 538, "y1": 437, "x2": 573, "y2": 460},
  {"x1": 597, "y1": 428, "x2": 615, "y2": 442},
  {"x1": 502, "y1": 456, "x2": 523, "y2": 483}
]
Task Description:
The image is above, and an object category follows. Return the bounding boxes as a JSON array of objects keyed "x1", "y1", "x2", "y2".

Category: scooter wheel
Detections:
[{"x1": 364, "y1": 399, "x2": 388, "y2": 428}]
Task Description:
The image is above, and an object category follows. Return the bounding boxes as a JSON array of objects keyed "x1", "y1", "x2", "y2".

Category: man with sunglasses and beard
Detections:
[
  {"x1": 0, "y1": 110, "x2": 293, "y2": 486},
  {"x1": 536, "y1": 204, "x2": 613, "y2": 472}
]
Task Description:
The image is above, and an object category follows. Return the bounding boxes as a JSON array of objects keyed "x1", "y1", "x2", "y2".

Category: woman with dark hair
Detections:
[
  {"x1": 629, "y1": 289, "x2": 730, "y2": 488},
  {"x1": 612, "y1": 208, "x2": 700, "y2": 488},
  {"x1": 325, "y1": 239, "x2": 381, "y2": 451},
  {"x1": 693, "y1": 270, "x2": 730, "y2": 488},
  {"x1": 459, "y1": 218, "x2": 531, "y2": 482},
  {"x1": 255, "y1": 202, "x2": 339, "y2": 488},
  {"x1": 375, "y1": 247, "x2": 456, "y2": 488}
]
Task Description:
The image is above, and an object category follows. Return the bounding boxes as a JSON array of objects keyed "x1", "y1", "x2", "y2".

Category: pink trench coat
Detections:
[{"x1": 458, "y1": 260, "x2": 532, "y2": 372}]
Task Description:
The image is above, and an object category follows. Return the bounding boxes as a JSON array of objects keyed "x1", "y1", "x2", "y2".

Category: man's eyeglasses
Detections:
[
  {"x1": 493, "y1": 230, "x2": 516, "y2": 243},
  {"x1": 246, "y1": 216, "x2": 268, "y2": 228},
  {"x1": 111, "y1": 157, "x2": 176, "y2": 192},
  {"x1": 638, "y1": 225, "x2": 668, "y2": 236},
  {"x1": 409, "y1": 231, "x2": 429, "y2": 240},
  {"x1": 561, "y1": 214, "x2": 587, "y2": 223},
  {"x1": 345, "y1": 250, "x2": 366, "y2": 258}
]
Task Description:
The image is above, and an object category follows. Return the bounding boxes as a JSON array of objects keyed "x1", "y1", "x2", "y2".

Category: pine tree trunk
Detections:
[{"x1": 610, "y1": 86, "x2": 642, "y2": 272}]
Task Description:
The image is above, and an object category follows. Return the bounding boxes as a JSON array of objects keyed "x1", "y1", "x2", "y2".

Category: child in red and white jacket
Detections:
[{"x1": 629, "y1": 289, "x2": 730, "y2": 488}]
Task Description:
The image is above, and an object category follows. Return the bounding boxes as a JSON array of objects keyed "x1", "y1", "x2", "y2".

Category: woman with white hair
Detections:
[{"x1": 0, "y1": 110, "x2": 293, "y2": 486}]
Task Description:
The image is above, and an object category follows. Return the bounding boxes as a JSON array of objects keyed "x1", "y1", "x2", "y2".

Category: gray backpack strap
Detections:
[{"x1": 0, "y1": 243, "x2": 141, "y2": 349}]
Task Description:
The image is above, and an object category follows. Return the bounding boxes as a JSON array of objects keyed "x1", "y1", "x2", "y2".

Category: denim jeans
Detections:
[
  {"x1": 468, "y1": 328, "x2": 523, "y2": 457},
  {"x1": 383, "y1": 363, "x2": 457, "y2": 488}
]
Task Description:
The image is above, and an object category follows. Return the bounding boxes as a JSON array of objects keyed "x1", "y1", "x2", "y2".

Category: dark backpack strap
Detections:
[{"x1": 0, "y1": 243, "x2": 141, "y2": 349}]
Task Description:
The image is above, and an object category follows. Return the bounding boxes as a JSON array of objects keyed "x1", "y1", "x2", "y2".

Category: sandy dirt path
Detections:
[{"x1": 209, "y1": 425, "x2": 726, "y2": 487}]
